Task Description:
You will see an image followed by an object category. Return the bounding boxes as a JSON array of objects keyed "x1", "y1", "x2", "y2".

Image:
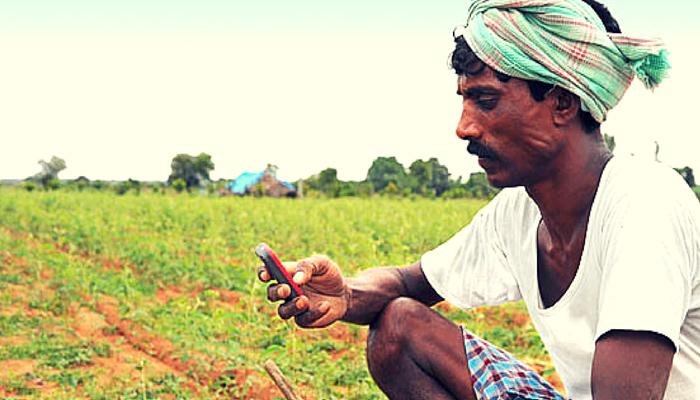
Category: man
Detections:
[{"x1": 259, "y1": 0, "x2": 700, "y2": 398}]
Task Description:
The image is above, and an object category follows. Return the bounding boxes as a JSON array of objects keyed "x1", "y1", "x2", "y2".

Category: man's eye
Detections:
[{"x1": 476, "y1": 97, "x2": 498, "y2": 110}]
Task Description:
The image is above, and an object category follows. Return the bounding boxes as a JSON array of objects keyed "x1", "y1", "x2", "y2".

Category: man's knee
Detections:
[{"x1": 367, "y1": 298, "x2": 428, "y2": 372}]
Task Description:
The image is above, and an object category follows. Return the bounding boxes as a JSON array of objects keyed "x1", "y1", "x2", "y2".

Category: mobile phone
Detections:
[{"x1": 255, "y1": 243, "x2": 303, "y2": 301}]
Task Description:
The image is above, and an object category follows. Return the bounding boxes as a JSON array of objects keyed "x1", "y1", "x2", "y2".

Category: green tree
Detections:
[
  {"x1": 32, "y1": 156, "x2": 66, "y2": 189},
  {"x1": 464, "y1": 172, "x2": 499, "y2": 198},
  {"x1": 408, "y1": 158, "x2": 451, "y2": 196},
  {"x1": 318, "y1": 168, "x2": 341, "y2": 197},
  {"x1": 167, "y1": 153, "x2": 215, "y2": 190},
  {"x1": 366, "y1": 156, "x2": 407, "y2": 193},
  {"x1": 355, "y1": 181, "x2": 374, "y2": 197},
  {"x1": 337, "y1": 181, "x2": 357, "y2": 197},
  {"x1": 408, "y1": 160, "x2": 430, "y2": 194},
  {"x1": 674, "y1": 166, "x2": 695, "y2": 187}
]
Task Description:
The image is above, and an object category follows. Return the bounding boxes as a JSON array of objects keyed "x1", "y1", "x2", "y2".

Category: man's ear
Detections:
[{"x1": 550, "y1": 88, "x2": 579, "y2": 127}]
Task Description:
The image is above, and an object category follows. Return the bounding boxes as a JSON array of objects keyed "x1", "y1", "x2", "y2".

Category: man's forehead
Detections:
[{"x1": 457, "y1": 71, "x2": 504, "y2": 92}]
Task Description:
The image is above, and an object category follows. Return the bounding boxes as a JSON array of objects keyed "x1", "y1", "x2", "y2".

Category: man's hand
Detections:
[{"x1": 258, "y1": 255, "x2": 348, "y2": 328}]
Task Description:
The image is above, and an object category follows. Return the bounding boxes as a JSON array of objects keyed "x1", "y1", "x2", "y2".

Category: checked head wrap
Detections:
[{"x1": 454, "y1": 0, "x2": 670, "y2": 122}]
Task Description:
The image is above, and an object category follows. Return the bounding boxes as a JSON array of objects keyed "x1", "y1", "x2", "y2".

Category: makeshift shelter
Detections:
[{"x1": 227, "y1": 170, "x2": 297, "y2": 197}]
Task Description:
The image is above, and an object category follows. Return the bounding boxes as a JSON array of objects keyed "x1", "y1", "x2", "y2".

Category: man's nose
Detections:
[{"x1": 455, "y1": 108, "x2": 481, "y2": 140}]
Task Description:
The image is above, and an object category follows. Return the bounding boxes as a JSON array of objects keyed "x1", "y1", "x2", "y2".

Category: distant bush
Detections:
[
  {"x1": 693, "y1": 186, "x2": 700, "y2": 201},
  {"x1": 384, "y1": 182, "x2": 400, "y2": 196},
  {"x1": 172, "y1": 179, "x2": 186, "y2": 193},
  {"x1": 46, "y1": 178, "x2": 61, "y2": 191},
  {"x1": 91, "y1": 181, "x2": 107, "y2": 191},
  {"x1": 23, "y1": 181, "x2": 37, "y2": 192},
  {"x1": 114, "y1": 182, "x2": 130, "y2": 196},
  {"x1": 75, "y1": 181, "x2": 88, "y2": 191},
  {"x1": 149, "y1": 182, "x2": 163, "y2": 194},
  {"x1": 127, "y1": 179, "x2": 142, "y2": 195},
  {"x1": 442, "y1": 186, "x2": 469, "y2": 199},
  {"x1": 206, "y1": 182, "x2": 216, "y2": 195},
  {"x1": 73, "y1": 176, "x2": 90, "y2": 191}
]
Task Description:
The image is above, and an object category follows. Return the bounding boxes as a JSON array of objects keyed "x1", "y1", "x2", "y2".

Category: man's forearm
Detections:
[{"x1": 341, "y1": 262, "x2": 442, "y2": 325}]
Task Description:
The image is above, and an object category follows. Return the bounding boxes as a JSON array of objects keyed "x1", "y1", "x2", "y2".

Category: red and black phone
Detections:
[{"x1": 255, "y1": 243, "x2": 303, "y2": 301}]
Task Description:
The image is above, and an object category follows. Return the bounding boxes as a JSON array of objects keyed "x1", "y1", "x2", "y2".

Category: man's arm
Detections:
[
  {"x1": 591, "y1": 330, "x2": 675, "y2": 400},
  {"x1": 341, "y1": 261, "x2": 443, "y2": 325},
  {"x1": 261, "y1": 257, "x2": 443, "y2": 328}
]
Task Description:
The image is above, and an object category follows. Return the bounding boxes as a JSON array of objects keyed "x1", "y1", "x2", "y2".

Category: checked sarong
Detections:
[{"x1": 463, "y1": 327, "x2": 566, "y2": 400}]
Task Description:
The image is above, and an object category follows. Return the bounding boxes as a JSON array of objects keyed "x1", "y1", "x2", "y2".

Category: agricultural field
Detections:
[{"x1": 0, "y1": 188, "x2": 561, "y2": 399}]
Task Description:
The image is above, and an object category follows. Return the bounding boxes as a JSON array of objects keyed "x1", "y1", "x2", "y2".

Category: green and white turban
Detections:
[{"x1": 454, "y1": 0, "x2": 670, "y2": 122}]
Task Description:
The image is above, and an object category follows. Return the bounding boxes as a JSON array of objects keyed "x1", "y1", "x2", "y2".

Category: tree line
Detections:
[
  {"x1": 18, "y1": 153, "x2": 499, "y2": 199},
  {"x1": 163, "y1": 153, "x2": 499, "y2": 199},
  {"x1": 17, "y1": 145, "x2": 700, "y2": 201},
  {"x1": 303, "y1": 156, "x2": 498, "y2": 199}
]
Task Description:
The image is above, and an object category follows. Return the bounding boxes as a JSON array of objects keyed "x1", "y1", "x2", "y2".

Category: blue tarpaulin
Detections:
[{"x1": 227, "y1": 171, "x2": 295, "y2": 195}]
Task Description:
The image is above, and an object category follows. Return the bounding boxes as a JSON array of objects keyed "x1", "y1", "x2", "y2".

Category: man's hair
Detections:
[{"x1": 451, "y1": 0, "x2": 621, "y2": 133}]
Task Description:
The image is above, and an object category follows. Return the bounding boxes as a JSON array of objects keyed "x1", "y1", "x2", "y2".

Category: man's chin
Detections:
[
  {"x1": 484, "y1": 170, "x2": 518, "y2": 189},
  {"x1": 486, "y1": 175, "x2": 507, "y2": 188}
]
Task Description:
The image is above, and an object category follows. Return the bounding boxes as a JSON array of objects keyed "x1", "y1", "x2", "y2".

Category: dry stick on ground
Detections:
[{"x1": 263, "y1": 359, "x2": 302, "y2": 400}]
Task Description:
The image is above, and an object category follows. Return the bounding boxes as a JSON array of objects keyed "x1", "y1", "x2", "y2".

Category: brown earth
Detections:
[
  {"x1": 2, "y1": 229, "x2": 285, "y2": 399},
  {"x1": 71, "y1": 306, "x2": 194, "y2": 389}
]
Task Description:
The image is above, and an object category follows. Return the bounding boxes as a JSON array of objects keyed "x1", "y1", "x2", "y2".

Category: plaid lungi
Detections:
[{"x1": 463, "y1": 327, "x2": 566, "y2": 400}]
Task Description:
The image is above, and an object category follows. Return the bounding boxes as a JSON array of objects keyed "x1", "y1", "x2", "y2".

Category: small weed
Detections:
[
  {"x1": 0, "y1": 274, "x2": 21, "y2": 284},
  {"x1": 91, "y1": 342, "x2": 113, "y2": 357},
  {"x1": 311, "y1": 340, "x2": 339, "y2": 352},
  {"x1": 49, "y1": 370, "x2": 92, "y2": 387},
  {"x1": 210, "y1": 372, "x2": 239, "y2": 397},
  {"x1": 43, "y1": 343, "x2": 95, "y2": 368},
  {"x1": 0, "y1": 374, "x2": 36, "y2": 396},
  {"x1": 0, "y1": 334, "x2": 111, "y2": 370},
  {"x1": 101, "y1": 325, "x2": 119, "y2": 336},
  {"x1": 0, "y1": 315, "x2": 41, "y2": 336}
]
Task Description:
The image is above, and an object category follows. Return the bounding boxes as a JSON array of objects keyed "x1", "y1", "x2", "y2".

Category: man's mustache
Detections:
[{"x1": 467, "y1": 141, "x2": 498, "y2": 160}]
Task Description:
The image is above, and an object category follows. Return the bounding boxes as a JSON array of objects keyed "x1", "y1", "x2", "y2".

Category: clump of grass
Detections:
[
  {"x1": 0, "y1": 333, "x2": 112, "y2": 370},
  {"x1": 48, "y1": 370, "x2": 93, "y2": 387}
]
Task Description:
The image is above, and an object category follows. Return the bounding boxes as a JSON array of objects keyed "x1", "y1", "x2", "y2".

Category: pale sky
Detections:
[{"x1": 1, "y1": 0, "x2": 698, "y2": 183}]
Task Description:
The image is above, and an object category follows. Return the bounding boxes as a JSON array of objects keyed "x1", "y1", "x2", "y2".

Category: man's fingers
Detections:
[
  {"x1": 293, "y1": 259, "x2": 315, "y2": 285},
  {"x1": 295, "y1": 301, "x2": 333, "y2": 328},
  {"x1": 258, "y1": 265, "x2": 271, "y2": 282},
  {"x1": 277, "y1": 296, "x2": 309, "y2": 320},
  {"x1": 267, "y1": 284, "x2": 291, "y2": 302},
  {"x1": 294, "y1": 255, "x2": 332, "y2": 285},
  {"x1": 260, "y1": 262, "x2": 297, "y2": 283}
]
